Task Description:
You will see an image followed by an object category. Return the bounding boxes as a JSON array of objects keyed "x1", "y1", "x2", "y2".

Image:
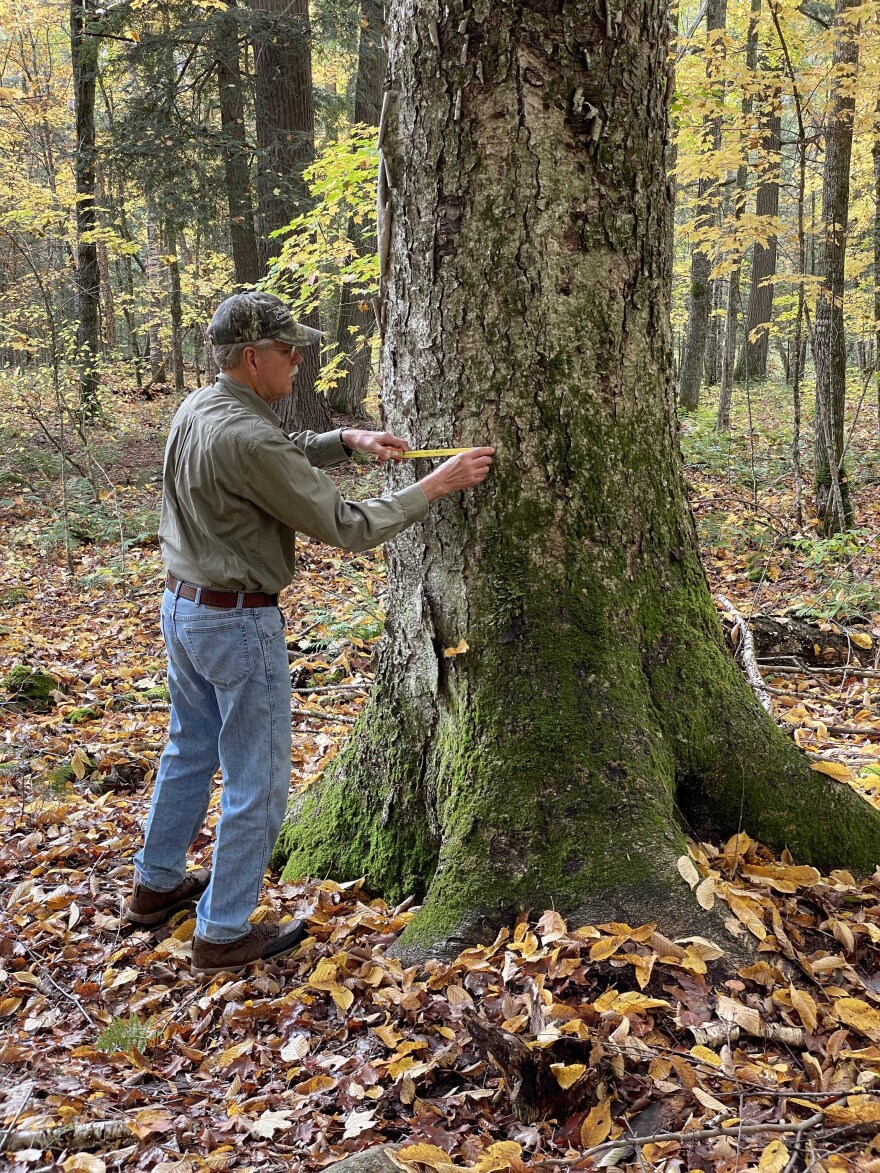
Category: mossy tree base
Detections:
[{"x1": 276, "y1": 0, "x2": 880, "y2": 959}]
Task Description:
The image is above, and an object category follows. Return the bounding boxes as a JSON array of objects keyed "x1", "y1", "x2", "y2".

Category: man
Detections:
[{"x1": 125, "y1": 291, "x2": 493, "y2": 975}]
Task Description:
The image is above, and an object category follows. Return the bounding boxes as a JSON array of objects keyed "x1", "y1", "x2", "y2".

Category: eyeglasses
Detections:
[{"x1": 267, "y1": 342, "x2": 300, "y2": 360}]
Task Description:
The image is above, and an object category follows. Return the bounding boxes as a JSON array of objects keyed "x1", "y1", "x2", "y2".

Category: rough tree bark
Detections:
[
  {"x1": 737, "y1": 114, "x2": 780, "y2": 381},
  {"x1": 813, "y1": 0, "x2": 859, "y2": 533},
  {"x1": 678, "y1": 0, "x2": 727, "y2": 411},
  {"x1": 275, "y1": 0, "x2": 880, "y2": 961},
  {"x1": 718, "y1": 0, "x2": 760, "y2": 430},
  {"x1": 330, "y1": 0, "x2": 386, "y2": 417},
  {"x1": 874, "y1": 95, "x2": 880, "y2": 431},
  {"x1": 215, "y1": 1, "x2": 262, "y2": 286},
  {"x1": 145, "y1": 200, "x2": 166, "y2": 385},
  {"x1": 71, "y1": 0, "x2": 101, "y2": 413},
  {"x1": 165, "y1": 223, "x2": 185, "y2": 393},
  {"x1": 250, "y1": 0, "x2": 330, "y2": 433}
]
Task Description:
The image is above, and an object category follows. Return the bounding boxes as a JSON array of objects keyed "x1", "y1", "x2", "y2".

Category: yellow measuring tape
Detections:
[{"x1": 399, "y1": 447, "x2": 474, "y2": 458}]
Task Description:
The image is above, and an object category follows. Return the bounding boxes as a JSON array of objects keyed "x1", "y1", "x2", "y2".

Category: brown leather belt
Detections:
[{"x1": 166, "y1": 574, "x2": 279, "y2": 609}]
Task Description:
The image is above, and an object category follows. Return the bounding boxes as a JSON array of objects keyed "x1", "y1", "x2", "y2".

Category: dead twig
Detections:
[{"x1": 718, "y1": 594, "x2": 773, "y2": 712}]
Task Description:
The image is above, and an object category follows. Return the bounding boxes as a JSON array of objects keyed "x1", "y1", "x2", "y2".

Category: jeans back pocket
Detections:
[{"x1": 180, "y1": 618, "x2": 252, "y2": 689}]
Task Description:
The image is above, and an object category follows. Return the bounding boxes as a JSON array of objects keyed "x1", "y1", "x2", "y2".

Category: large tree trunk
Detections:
[
  {"x1": 677, "y1": 0, "x2": 727, "y2": 411},
  {"x1": 71, "y1": 0, "x2": 102, "y2": 414},
  {"x1": 215, "y1": 1, "x2": 262, "y2": 286},
  {"x1": 330, "y1": 0, "x2": 386, "y2": 417},
  {"x1": 275, "y1": 0, "x2": 880, "y2": 961},
  {"x1": 813, "y1": 0, "x2": 859, "y2": 534}
]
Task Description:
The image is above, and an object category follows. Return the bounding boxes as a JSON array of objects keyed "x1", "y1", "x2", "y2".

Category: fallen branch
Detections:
[
  {"x1": 760, "y1": 663, "x2": 880, "y2": 680},
  {"x1": 718, "y1": 595, "x2": 772, "y2": 713},
  {"x1": 291, "y1": 707, "x2": 357, "y2": 725},
  {"x1": 545, "y1": 1099, "x2": 873, "y2": 1168},
  {"x1": 0, "y1": 1119, "x2": 133, "y2": 1154}
]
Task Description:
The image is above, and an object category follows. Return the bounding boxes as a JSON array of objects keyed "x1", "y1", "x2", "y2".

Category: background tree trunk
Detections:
[
  {"x1": 736, "y1": 111, "x2": 781, "y2": 382},
  {"x1": 330, "y1": 0, "x2": 386, "y2": 417},
  {"x1": 874, "y1": 97, "x2": 880, "y2": 431},
  {"x1": 215, "y1": 1, "x2": 262, "y2": 286},
  {"x1": 678, "y1": 0, "x2": 727, "y2": 411},
  {"x1": 251, "y1": 0, "x2": 314, "y2": 268},
  {"x1": 165, "y1": 223, "x2": 185, "y2": 392},
  {"x1": 71, "y1": 0, "x2": 102, "y2": 413},
  {"x1": 145, "y1": 201, "x2": 166, "y2": 385},
  {"x1": 813, "y1": 0, "x2": 859, "y2": 533},
  {"x1": 95, "y1": 165, "x2": 116, "y2": 351},
  {"x1": 275, "y1": 0, "x2": 880, "y2": 960},
  {"x1": 250, "y1": 0, "x2": 329, "y2": 432}
]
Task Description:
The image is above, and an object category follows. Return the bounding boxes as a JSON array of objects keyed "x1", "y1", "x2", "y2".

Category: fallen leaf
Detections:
[
  {"x1": 550, "y1": 1062, "x2": 587, "y2": 1089},
  {"x1": 758, "y1": 1139, "x2": 789, "y2": 1173},
  {"x1": 580, "y1": 1098, "x2": 612, "y2": 1146}
]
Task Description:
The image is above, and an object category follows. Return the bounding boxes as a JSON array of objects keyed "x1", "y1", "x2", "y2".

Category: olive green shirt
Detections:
[{"x1": 158, "y1": 374, "x2": 429, "y2": 593}]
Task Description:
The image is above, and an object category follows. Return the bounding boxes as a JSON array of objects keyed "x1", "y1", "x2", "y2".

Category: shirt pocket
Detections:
[{"x1": 180, "y1": 618, "x2": 252, "y2": 689}]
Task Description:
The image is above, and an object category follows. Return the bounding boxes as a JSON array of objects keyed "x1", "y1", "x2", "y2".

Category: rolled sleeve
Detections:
[{"x1": 288, "y1": 427, "x2": 350, "y2": 469}]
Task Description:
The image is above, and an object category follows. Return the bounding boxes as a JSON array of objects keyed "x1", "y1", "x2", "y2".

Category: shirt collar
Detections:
[{"x1": 215, "y1": 373, "x2": 282, "y2": 428}]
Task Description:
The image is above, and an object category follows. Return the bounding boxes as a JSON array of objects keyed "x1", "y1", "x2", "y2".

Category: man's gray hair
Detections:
[{"x1": 213, "y1": 337, "x2": 276, "y2": 371}]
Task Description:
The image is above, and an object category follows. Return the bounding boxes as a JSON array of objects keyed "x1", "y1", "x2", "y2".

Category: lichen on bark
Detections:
[{"x1": 274, "y1": 0, "x2": 880, "y2": 959}]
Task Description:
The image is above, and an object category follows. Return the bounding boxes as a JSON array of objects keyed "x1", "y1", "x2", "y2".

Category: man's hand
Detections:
[
  {"x1": 418, "y1": 448, "x2": 495, "y2": 502},
  {"x1": 341, "y1": 429, "x2": 409, "y2": 463}
]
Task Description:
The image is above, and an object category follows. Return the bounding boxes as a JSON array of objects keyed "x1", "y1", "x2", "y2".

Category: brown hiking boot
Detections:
[
  {"x1": 191, "y1": 921, "x2": 307, "y2": 975},
  {"x1": 124, "y1": 869, "x2": 211, "y2": 926}
]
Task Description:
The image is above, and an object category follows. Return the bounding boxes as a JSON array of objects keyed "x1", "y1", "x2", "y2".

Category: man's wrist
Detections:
[{"x1": 340, "y1": 429, "x2": 356, "y2": 456}]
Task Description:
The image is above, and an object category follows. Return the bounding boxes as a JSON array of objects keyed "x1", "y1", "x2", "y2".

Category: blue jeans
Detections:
[{"x1": 134, "y1": 588, "x2": 292, "y2": 942}]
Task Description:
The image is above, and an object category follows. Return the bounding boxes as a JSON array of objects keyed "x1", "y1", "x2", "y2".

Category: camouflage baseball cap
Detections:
[{"x1": 207, "y1": 292, "x2": 322, "y2": 348}]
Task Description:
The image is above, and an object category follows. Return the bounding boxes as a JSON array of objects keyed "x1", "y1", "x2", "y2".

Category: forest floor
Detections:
[{"x1": 3, "y1": 377, "x2": 880, "y2": 1173}]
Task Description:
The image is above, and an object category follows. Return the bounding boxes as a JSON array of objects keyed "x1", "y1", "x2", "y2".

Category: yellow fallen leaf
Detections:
[
  {"x1": 171, "y1": 917, "x2": 196, "y2": 941},
  {"x1": 329, "y1": 983, "x2": 354, "y2": 1011},
  {"x1": 790, "y1": 986, "x2": 818, "y2": 1033},
  {"x1": 310, "y1": 958, "x2": 338, "y2": 984},
  {"x1": 580, "y1": 1098, "x2": 612, "y2": 1146},
  {"x1": 374, "y1": 1024, "x2": 401, "y2": 1048},
  {"x1": 589, "y1": 935, "x2": 627, "y2": 961},
  {"x1": 215, "y1": 1039, "x2": 253, "y2": 1070},
  {"x1": 611, "y1": 991, "x2": 670, "y2": 1014},
  {"x1": 392, "y1": 1143, "x2": 456, "y2": 1171},
  {"x1": 472, "y1": 1141, "x2": 523, "y2": 1171},
  {"x1": 551, "y1": 1062, "x2": 587, "y2": 1089},
  {"x1": 810, "y1": 760, "x2": 853, "y2": 782},
  {"x1": 443, "y1": 639, "x2": 469, "y2": 658},
  {"x1": 293, "y1": 1074, "x2": 337, "y2": 1095},
  {"x1": 501, "y1": 1014, "x2": 529, "y2": 1033},
  {"x1": 690, "y1": 1044, "x2": 722, "y2": 1067},
  {"x1": 850, "y1": 632, "x2": 873, "y2": 650},
  {"x1": 835, "y1": 997, "x2": 880, "y2": 1039},
  {"x1": 824, "y1": 1094, "x2": 880, "y2": 1124},
  {"x1": 727, "y1": 894, "x2": 767, "y2": 940},
  {"x1": 758, "y1": 1139, "x2": 789, "y2": 1173}
]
